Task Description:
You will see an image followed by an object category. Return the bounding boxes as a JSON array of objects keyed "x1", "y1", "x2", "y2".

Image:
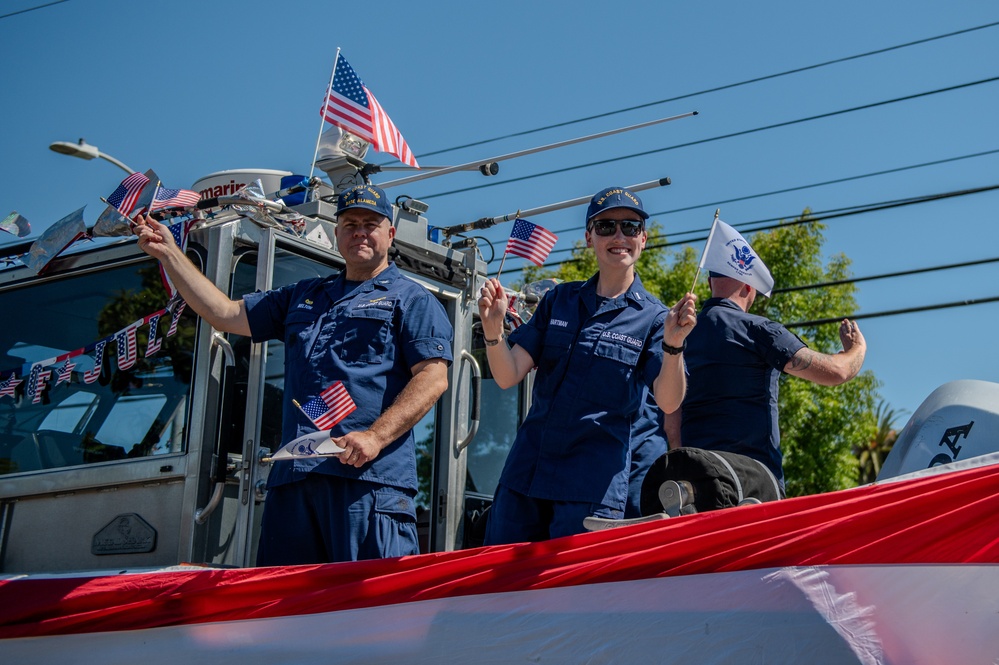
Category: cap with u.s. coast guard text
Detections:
[
  {"x1": 336, "y1": 184, "x2": 393, "y2": 219},
  {"x1": 586, "y1": 186, "x2": 649, "y2": 223}
]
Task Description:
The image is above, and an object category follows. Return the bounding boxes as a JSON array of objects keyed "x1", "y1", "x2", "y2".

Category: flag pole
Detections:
[
  {"x1": 495, "y1": 252, "x2": 509, "y2": 280},
  {"x1": 437, "y1": 177, "x2": 670, "y2": 241},
  {"x1": 494, "y1": 208, "x2": 524, "y2": 280},
  {"x1": 292, "y1": 398, "x2": 314, "y2": 425},
  {"x1": 309, "y1": 47, "x2": 341, "y2": 182},
  {"x1": 690, "y1": 209, "x2": 720, "y2": 293},
  {"x1": 146, "y1": 181, "x2": 162, "y2": 217}
]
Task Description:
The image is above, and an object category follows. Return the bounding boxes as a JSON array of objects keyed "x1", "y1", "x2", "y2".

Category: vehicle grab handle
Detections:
[{"x1": 456, "y1": 350, "x2": 481, "y2": 452}]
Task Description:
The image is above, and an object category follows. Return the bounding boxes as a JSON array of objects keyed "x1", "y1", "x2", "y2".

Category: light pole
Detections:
[{"x1": 49, "y1": 138, "x2": 135, "y2": 175}]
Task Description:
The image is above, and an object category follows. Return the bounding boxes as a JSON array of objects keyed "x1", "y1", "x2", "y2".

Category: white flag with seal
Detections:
[
  {"x1": 699, "y1": 218, "x2": 774, "y2": 297},
  {"x1": 267, "y1": 429, "x2": 346, "y2": 462}
]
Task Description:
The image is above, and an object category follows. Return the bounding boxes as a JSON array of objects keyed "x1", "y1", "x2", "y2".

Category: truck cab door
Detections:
[{"x1": 196, "y1": 227, "x2": 342, "y2": 567}]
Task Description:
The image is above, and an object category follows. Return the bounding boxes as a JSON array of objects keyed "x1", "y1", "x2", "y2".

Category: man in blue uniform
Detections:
[
  {"x1": 477, "y1": 186, "x2": 697, "y2": 543},
  {"x1": 666, "y1": 272, "x2": 866, "y2": 490},
  {"x1": 134, "y1": 184, "x2": 452, "y2": 564}
]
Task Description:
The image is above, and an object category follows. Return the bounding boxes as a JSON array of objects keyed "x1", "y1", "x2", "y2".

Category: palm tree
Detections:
[{"x1": 857, "y1": 400, "x2": 905, "y2": 484}]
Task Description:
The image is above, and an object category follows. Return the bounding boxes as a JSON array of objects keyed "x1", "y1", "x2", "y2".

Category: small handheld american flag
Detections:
[
  {"x1": 505, "y1": 218, "x2": 557, "y2": 266},
  {"x1": 296, "y1": 381, "x2": 357, "y2": 431},
  {"x1": 106, "y1": 172, "x2": 151, "y2": 216}
]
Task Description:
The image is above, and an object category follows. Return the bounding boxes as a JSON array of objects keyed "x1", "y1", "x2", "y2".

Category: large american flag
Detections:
[
  {"x1": 300, "y1": 381, "x2": 357, "y2": 431},
  {"x1": 106, "y1": 172, "x2": 151, "y2": 215},
  {"x1": 320, "y1": 54, "x2": 419, "y2": 168},
  {"x1": 505, "y1": 219, "x2": 558, "y2": 266},
  {"x1": 150, "y1": 187, "x2": 201, "y2": 212}
]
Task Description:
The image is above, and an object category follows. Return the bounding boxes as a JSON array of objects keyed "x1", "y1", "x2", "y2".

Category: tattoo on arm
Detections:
[{"x1": 789, "y1": 349, "x2": 814, "y2": 372}]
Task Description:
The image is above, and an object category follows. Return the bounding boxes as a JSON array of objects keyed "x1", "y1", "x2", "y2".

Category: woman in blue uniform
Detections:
[{"x1": 478, "y1": 186, "x2": 697, "y2": 544}]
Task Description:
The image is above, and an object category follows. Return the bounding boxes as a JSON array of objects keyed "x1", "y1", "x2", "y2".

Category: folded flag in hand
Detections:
[{"x1": 268, "y1": 429, "x2": 347, "y2": 462}]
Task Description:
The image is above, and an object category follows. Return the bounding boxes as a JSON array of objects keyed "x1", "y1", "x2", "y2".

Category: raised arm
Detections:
[
  {"x1": 133, "y1": 214, "x2": 250, "y2": 336},
  {"x1": 477, "y1": 278, "x2": 536, "y2": 389},
  {"x1": 784, "y1": 319, "x2": 867, "y2": 386}
]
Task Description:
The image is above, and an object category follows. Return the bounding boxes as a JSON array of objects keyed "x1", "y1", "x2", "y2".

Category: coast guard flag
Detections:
[
  {"x1": 321, "y1": 53, "x2": 419, "y2": 168},
  {"x1": 700, "y1": 217, "x2": 774, "y2": 297},
  {"x1": 269, "y1": 429, "x2": 346, "y2": 461},
  {"x1": 505, "y1": 219, "x2": 558, "y2": 266},
  {"x1": 301, "y1": 381, "x2": 357, "y2": 431}
]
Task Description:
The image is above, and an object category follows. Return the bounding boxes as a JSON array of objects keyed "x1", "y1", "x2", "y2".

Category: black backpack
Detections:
[{"x1": 640, "y1": 447, "x2": 783, "y2": 516}]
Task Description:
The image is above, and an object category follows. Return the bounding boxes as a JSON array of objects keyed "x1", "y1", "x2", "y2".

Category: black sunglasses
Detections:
[{"x1": 589, "y1": 219, "x2": 645, "y2": 237}]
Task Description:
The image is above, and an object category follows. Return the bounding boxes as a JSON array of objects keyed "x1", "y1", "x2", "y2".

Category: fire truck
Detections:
[
  {"x1": 4, "y1": 126, "x2": 999, "y2": 663},
  {"x1": 3, "y1": 119, "x2": 998, "y2": 581},
  {"x1": 0, "y1": 127, "x2": 555, "y2": 573}
]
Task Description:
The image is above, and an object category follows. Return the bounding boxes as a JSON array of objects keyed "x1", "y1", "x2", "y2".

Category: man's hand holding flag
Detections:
[{"x1": 266, "y1": 381, "x2": 358, "y2": 462}]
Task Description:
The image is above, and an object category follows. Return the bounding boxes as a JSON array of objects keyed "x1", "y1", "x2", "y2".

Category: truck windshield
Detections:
[{"x1": 0, "y1": 260, "x2": 196, "y2": 475}]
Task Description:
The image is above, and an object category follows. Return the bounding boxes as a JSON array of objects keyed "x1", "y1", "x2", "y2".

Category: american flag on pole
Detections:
[
  {"x1": 106, "y1": 172, "x2": 151, "y2": 216},
  {"x1": 150, "y1": 187, "x2": 201, "y2": 212},
  {"x1": 300, "y1": 381, "x2": 357, "y2": 431},
  {"x1": 320, "y1": 54, "x2": 419, "y2": 168},
  {"x1": 505, "y1": 219, "x2": 558, "y2": 266}
]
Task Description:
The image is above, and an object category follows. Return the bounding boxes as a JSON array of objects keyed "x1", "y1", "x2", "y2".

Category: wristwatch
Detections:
[{"x1": 662, "y1": 339, "x2": 686, "y2": 355}]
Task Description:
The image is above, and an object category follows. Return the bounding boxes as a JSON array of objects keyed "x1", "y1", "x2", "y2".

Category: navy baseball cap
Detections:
[
  {"x1": 336, "y1": 184, "x2": 393, "y2": 219},
  {"x1": 585, "y1": 186, "x2": 650, "y2": 223}
]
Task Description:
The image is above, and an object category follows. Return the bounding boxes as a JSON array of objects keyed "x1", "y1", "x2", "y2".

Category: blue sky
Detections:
[{"x1": 2, "y1": 0, "x2": 998, "y2": 421}]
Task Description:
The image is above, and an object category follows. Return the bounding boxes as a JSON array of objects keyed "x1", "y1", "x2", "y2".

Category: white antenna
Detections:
[{"x1": 377, "y1": 112, "x2": 697, "y2": 189}]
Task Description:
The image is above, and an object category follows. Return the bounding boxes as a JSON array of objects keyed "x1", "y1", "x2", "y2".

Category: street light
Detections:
[{"x1": 49, "y1": 138, "x2": 135, "y2": 175}]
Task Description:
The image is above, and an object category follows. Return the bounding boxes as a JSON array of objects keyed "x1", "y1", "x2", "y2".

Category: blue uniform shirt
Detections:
[
  {"x1": 680, "y1": 297, "x2": 806, "y2": 486},
  {"x1": 501, "y1": 273, "x2": 669, "y2": 509},
  {"x1": 627, "y1": 388, "x2": 668, "y2": 518},
  {"x1": 244, "y1": 263, "x2": 453, "y2": 492}
]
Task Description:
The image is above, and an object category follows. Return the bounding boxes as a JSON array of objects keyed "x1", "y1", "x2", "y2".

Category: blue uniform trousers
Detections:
[{"x1": 256, "y1": 474, "x2": 419, "y2": 566}]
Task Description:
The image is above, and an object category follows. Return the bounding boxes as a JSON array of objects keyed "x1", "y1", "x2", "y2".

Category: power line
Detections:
[
  {"x1": 413, "y1": 20, "x2": 999, "y2": 160},
  {"x1": 421, "y1": 75, "x2": 999, "y2": 200},
  {"x1": 494, "y1": 182, "x2": 999, "y2": 275},
  {"x1": 0, "y1": 0, "x2": 70, "y2": 20},
  {"x1": 537, "y1": 147, "x2": 999, "y2": 239},
  {"x1": 772, "y1": 256, "x2": 999, "y2": 294},
  {"x1": 648, "y1": 148, "x2": 999, "y2": 220},
  {"x1": 786, "y1": 295, "x2": 999, "y2": 328}
]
